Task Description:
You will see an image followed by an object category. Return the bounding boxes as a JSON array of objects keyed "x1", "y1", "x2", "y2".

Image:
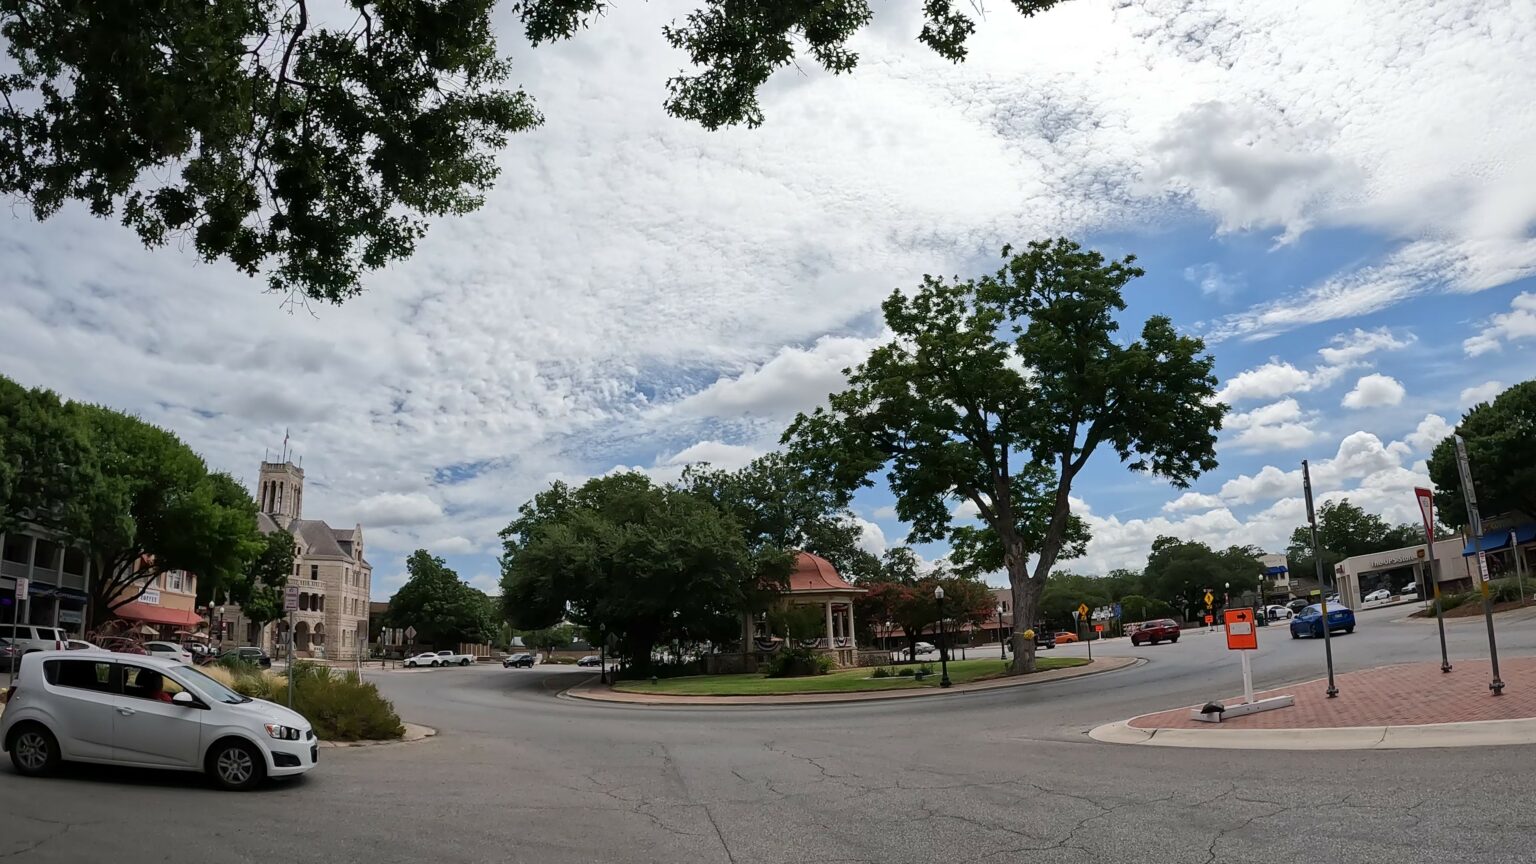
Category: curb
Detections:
[
  {"x1": 1088, "y1": 716, "x2": 1536, "y2": 750},
  {"x1": 319, "y1": 722, "x2": 437, "y2": 749},
  {"x1": 562, "y1": 656, "x2": 1141, "y2": 706}
]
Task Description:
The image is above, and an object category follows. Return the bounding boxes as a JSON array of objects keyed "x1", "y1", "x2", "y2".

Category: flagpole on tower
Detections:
[{"x1": 281, "y1": 428, "x2": 290, "y2": 463}]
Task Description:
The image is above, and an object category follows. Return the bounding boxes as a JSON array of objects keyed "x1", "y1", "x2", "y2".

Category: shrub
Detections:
[
  {"x1": 294, "y1": 670, "x2": 404, "y2": 741},
  {"x1": 766, "y1": 648, "x2": 829, "y2": 678},
  {"x1": 871, "y1": 666, "x2": 892, "y2": 678},
  {"x1": 917, "y1": 663, "x2": 934, "y2": 676},
  {"x1": 898, "y1": 667, "x2": 916, "y2": 677},
  {"x1": 1488, "y1": 579, "x2": 1524, "y2": 604},
  {"x1": 1439, "y1": 592, "x2": 1472, "y2": 611}
]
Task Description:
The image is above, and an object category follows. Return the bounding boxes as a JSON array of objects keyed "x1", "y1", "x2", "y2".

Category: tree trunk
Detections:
[{"x1": 1008, "y1": 561, "x2": 1044, "y2": 674}]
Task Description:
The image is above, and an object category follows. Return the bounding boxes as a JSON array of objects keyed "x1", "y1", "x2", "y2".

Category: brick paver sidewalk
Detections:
[{"x1": 1129, "y1": 656, "x2": 1536, "y2": 730}]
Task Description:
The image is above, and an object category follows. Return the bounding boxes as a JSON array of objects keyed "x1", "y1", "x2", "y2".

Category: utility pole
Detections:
[
  {"x1": 1454, "y1": 435, "x2": 1504, "y2": 695},
  {"x1": 1302, "y1": 460, "x2": 1338, "y2": 698},
  {"x1": 1415, "y1": 488, "x2": 1452, "y2": 673}
]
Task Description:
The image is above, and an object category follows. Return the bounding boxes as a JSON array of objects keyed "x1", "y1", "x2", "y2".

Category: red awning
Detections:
[{"x1": 113, "y1": 602, "x2": 204, "y2": 628}]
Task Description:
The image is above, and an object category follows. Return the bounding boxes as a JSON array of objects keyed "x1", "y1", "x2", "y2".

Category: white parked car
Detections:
[
  {"x1": 1401, "y1": 583, "x2": 1419, "y2": 596},
  {"x1": 913, "y1": 642, "x2": 936, "y2": 654},
  {"x1": 1363, "y1": 589, "x2": 1391, "y2": 603},
  {"x1": 434, "y1": 650, "x2": 477, "y2": 667},
  {"x1": 1, "y1": 651, "x2": 316, "y2": 790},
  {"x1": 1264, "y1": 604, "x2": 1293, "y2": 620},
  {"x1": 2, "y1": 625, "x2": 67, "y2": 654},
  {"x1": 403, "y1": 652, "x2": 442, "y2": 668},
  {"x1": 143, "y1": 641, "x2": 194, "y2": 664}
]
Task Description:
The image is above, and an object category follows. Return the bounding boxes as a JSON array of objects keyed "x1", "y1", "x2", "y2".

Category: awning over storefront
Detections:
[
  {"x1": 1462, "y1": 523, "x2": 1536, "y2": 556},
  {"x1": 112, "y1": 601, "x2": 204, "y2": 628}
]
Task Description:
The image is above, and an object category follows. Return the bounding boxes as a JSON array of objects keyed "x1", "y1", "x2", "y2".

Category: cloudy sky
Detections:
[{"x1": 3, "y1": 0, "x2": 1534, "y2": 596}]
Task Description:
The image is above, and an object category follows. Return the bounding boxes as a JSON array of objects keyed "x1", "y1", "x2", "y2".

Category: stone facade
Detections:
[{"x1": 226, "y1": 459, "x2": 372, "y2": 660}]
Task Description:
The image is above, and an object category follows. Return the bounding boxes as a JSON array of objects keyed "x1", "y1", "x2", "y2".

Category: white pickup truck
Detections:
[{"x1": 434, "y1": 650, "x2": 477, "y2": 667}]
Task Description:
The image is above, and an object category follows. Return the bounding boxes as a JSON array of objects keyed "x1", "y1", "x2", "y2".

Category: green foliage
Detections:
[
  {"x1": 203, "y1": 525, "x2": 294, "y2": 627},
  {"x1": 386, "y1": 549, "x2": 498, "y2": 647},
  {"x1": 518, "y1": 623, "x2": 576, "y2": 655},
  {"x1": 1427, "y1": 381, "x2": 1536, "y2": 527},
  {"x1": 1287, "y1": 499, "x2": 1436, "y2": 580},
  {"x1": 499, "y1": 472, "x2": 793, "y2": 672},
  {"x1": 784, "y1": 240, "x2": 1223, "y2": 672},
  {"x1": 765, "y1": 647, "x2": 833, "y2": 678},
  {"x1": 855, "y1": 558, "x2": 997, "y2": 658},
  {"x1": 681, "y1": 452, "x2": 880, "y2": 582},
  {"x1": 1141, "y1": 538, "x2": 1263, "y2": 611},
  {"x1": 0, "y1": 381, "x2": 267, "y2": 623},
  {"x1": 0, "y1": 0, "x2": 540, "y2": 303},
  {"x1": 1488, "y1": 578, "x2": 1525, "y2": 604},
  {"x1": 222, "y1": 663, "x2": 402, "y2": 741},
  {"x1": 1117, "y1": 594, "x2": 1174, "y2": 623},
  {"x1": 512, "y1": 0, "x2": 1066, "y2": 129},
  {"x1": 767, "y1": 604, "x2": 827, "y2": 642},
  {"x1": 871, "y1": 666, "x2": 892, "y2": 678},
  {"x1": 1438, "y1": 592, "x2": 1471, "y2": 612},
  {"x1": 897, "y1": 666, "x2": 916, "y2": 677}
]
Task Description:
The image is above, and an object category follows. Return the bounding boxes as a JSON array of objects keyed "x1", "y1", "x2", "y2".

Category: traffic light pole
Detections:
[{"x1": 1303, "y1": 460, "x2": 1338, "y2": 698}]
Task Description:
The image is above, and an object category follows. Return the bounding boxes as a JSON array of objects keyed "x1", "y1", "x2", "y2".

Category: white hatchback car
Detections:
[
  {"x1": 1, "y1": 651, "x2": 316, "y2": 790},
  {"x1": 143, "y1": 641, "x2": 195, "y2": 664},
  {"x1": 1363, "y1": 589, "x2": 1392, "y2": 603}
]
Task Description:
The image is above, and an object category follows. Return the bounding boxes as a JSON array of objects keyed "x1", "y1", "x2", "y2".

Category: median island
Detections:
[{"x1": 611, "y1": 657, "x2": 1089, "y2": 697}]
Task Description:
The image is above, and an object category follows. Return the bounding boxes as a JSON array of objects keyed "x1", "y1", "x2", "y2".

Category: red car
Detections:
[{"x1": 1130, "y1": 618, "x2": 1181, "y2": 646}]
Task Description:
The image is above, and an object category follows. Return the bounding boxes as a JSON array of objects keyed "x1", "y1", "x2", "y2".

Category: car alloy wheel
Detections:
[
  {"x1": 12, "y1": 728, "x2": 55, "y2": 775},
  {"x1": 210, "y1": 741, "x2": 264, "y2": 791}
]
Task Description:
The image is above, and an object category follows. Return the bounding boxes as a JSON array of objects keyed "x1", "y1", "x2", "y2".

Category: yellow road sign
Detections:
[
  {"x1": 1204, "y1": 591, "x2": 1215, "y2": 607},
  {"x1": 1077, "y1": 603, "x2": 1089, "y2": 618}
]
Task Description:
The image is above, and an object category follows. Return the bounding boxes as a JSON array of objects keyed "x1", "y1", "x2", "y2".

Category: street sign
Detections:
[
  {"x1": 1204, "y1": 591, "x2": 1214, "y2": 607},
  {"x1": 1414, "y1": 487, "x2": 1436, "y2": 544},
  {"x1": 283, "y1": 585, "x2": 299, "y2": 612},
  {"x1": 14, "y1": 577, "x2": 27, "y2": 602},
  {"x1": 405, "y1": 625, "x2": 418, "y2": 641},
  {"x1": 1071, "y1": 610, "x2": 1080, "y2": 622},
  {"x1": 1476, "y1": 551, "x2": 1490, "y2": 583},
  {"x1": 1113, "y1": 602, "x2": 1122, "y2": 619},
  {"x1": 1094, "y1": 624, "x2": 1104, "y2": 634},
  {"x1": 1204, "y1": 614, "x2": 1214, "y2": 625},
  {"x1": 1077, "y1": 603, "x2": 1089, "y2": 619},
  {"x1": 1223, "y1": 608, "x2": 1258, "y2": 650}
]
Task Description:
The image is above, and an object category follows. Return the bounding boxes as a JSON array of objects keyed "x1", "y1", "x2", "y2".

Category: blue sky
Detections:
[{"x1": 1, "y1": 0, "x2": 1533, "y2": 596}]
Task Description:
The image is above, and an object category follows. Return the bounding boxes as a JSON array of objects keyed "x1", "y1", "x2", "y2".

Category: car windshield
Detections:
[{"x1": 178, "y1": 666, "x2": 252, "y2": 704}]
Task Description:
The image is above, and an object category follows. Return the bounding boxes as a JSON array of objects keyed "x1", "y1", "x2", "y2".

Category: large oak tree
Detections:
[
  {"x1": 2, "y1": 0, "x2": 1074, "y2": 301},
  {"x1": 783, "y1": 239, "x2": 1224, "y2": 672},
  {"x1": 1427, "y1": 380, "x2": 1536, "y2": 527}
]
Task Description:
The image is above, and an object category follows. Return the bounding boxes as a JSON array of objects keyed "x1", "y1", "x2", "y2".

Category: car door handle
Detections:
[{"x1": 117, "y1": 706, "x2": 137, "y2": 716}]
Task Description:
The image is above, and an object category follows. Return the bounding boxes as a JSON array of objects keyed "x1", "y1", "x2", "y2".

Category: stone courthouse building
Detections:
[{"x1": 226, "y1": 459, "x2": 373, "y2": 660}]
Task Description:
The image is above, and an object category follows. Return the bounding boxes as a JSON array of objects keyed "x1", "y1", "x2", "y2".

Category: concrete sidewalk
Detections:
[
  {"x1": 566, "y1": 655, "x2": 1139, "y2": 706},
  {"x1": 1091, "y1": 655, "x2": 1536, "y2": 750}
]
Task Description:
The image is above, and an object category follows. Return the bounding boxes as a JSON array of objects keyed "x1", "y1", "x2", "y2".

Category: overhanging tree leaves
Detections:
[
  {"x1": 202, "y1": 527, "x2": 295, "y2": 627},
  {"x1": 784, "y1": 238, "x2": 1224, "y2": 672},
  {"x1": 0, "y1": 375, "x2": 93, "y2": 535},
  {"x1": 513, "y1": 0, "x2": 1069, "y2": 129},
  {"x1": 1, "y1": 0, "x2": 540, "y2": 303},
  {"x1": 1427, "y1": 380, "x2": 1536, "y2": 527}
]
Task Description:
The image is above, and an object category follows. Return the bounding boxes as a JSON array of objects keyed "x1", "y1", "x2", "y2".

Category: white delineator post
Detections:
[
  {"x1": 1240, "y1": 650, "x2": 1255, "y2": 706},
  {"x1": 1191, "y1": 609, "x2": 1294, "y2": 723}
]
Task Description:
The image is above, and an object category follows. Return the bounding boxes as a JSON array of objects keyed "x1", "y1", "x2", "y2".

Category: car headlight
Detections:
[{"x1": 265, "y1": 724, "x2": 302, "y2": 741}]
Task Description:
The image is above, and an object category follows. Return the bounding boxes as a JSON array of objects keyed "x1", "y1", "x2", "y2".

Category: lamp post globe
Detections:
[{"x1": 934, "y1": 586, "x2": 951, "y2": 688}]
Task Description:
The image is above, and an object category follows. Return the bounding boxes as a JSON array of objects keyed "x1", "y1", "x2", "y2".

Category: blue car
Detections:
[{"x1": 1290, "y1": 603, "x2": 1355, "y2": 639}]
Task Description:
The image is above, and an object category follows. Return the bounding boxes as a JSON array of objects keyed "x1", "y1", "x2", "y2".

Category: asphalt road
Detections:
[{"x1": 4, "y1": 604, "x2": 1536, "y2": 864}]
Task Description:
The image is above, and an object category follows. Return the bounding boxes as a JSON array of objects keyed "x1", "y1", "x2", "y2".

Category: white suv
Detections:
[
  {"x1": 3, "y1": 625, "x2": 66, "y2": 654},
  {"x1": 1, "y1": 651, "x2": 317, "y2": 790}
]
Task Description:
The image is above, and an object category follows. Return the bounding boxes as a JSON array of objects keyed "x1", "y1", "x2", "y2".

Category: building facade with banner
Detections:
[
  {"x1": 108, "y1": 562, "x2": 204, "y2": 639},
  {"x1": 0, "y1": 528, "x2": 92, "y2": 638}
]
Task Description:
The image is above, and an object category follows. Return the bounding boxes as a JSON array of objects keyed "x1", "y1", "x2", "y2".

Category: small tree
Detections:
[
  {"x1": 387, "y1": 550, "x2": 497, "y2": 648},
  {"x1": 785, "y1": 239, "x2": 1223, "y2": 672},
  {"x1": 201, "y1": 527, "x2": 295, "y2": 629}
]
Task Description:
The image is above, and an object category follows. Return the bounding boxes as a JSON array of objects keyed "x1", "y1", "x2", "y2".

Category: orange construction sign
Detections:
[{"x1": 1223, "y1": 608, "x2": 1258, "y2": 650}]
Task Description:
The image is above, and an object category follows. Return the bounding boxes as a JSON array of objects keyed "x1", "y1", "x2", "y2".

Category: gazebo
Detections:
[{"x1": 742, "y1": 551, "x2": 866, "y2": 667}]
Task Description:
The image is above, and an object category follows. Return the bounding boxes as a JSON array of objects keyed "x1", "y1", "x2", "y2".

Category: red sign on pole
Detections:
[
  {"x1": 1203, "y1": 614, "x2": 1214, "y2": 625},
  {"x1": 1414, "y1": 487, "x2": 1436, "y2": 545},
  {"x1": 1094, "y1": 624, "x2": 1104, "y2": 634}
]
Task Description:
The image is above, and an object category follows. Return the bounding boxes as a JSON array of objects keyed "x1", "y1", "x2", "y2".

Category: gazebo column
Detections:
[
  {"x1": 824, "y1": 601, "x2": 835, "y2": 649},
  {"x1": 847, "y1": 605, "x2": 856, "y2": 650}
]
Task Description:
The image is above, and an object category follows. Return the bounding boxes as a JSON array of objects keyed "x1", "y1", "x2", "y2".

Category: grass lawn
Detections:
[{"x1": 610, "y1": 657, "x2": 1091, "y2": 696}]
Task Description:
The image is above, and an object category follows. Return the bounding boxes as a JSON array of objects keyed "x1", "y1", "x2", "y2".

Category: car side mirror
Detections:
[{"x1": 172, "y1": 691, "x2": 197, "y2": 706}]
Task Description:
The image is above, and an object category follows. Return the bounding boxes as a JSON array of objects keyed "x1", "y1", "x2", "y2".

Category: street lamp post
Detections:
[
  {"x1": 935, "y1": 586, "x2": 952, "y2": 688},
  {"x1": 997, "y1": 603, "x2": 1006, "y2": 660}
]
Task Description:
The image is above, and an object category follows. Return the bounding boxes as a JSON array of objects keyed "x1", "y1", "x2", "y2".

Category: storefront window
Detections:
[
  {"x1": 2, "y1": 533, "x2": 31, "y2": 564},
  {"x1": 32, "y1": 539, "x2": 61, "y2": 577}
]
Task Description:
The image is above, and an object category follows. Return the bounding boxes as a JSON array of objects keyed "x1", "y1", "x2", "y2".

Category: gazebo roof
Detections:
[{"x1": 786, "y1": 551, "x2": 865, "y2": 595}]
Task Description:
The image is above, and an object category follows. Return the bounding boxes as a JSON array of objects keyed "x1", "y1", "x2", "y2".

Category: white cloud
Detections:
[
  {"x1": 1219, "y1": 465, "x2": 1299, "y2": 505},
  {"x1": 871, "y1": 505, "x2": 899, "y2": 520},
  {"x1": 1404, "y1": 414, "x2": 1454, "y2": 453},
  {"x1": 1216, "y1": 361, "x2": 1314, "y2": 403},
  {"x1": 1184, "y1": 262, "x2": 1243, "y2": 302},
  {"x1": 1163, "y1": 492, "x2": 1224, "y2": 513},
  {"x1": 1459, "y1": 380, "x2": 1505, "y2": 407},
  {"x1": 848, "y1": 517, "x2": 888, "y2": 556},
  {"x1": 672, "y1": 335, "x2": 884, "y2": 424},
  {"x1": 428, "y1": 536, "x2": 478, "y2": 555},
  {"x1": 1317, "y1": 327, "x2": 1416, "y2": 366},
  {"x1": 348, "y1": 493, "x2": 444, "y2": 527},
  {"x1": 1342, "y1": 373, "x2": 1406, "y2": 408},
  {"x1": 1464, "y1": 292, "x2": 1536, "y2": 356},
  {"x1": 656, "y1": 440, "x2": 765, "y2": 472},
  {"x1": 1225, "y1": 398, "x2": 1317, "y2": 451}
]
